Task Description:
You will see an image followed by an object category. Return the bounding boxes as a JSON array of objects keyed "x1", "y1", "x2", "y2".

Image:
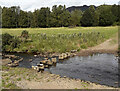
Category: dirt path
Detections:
[
  {"x1": 91, "y1": 34, "x2": 118, "y2": 51},
  {"x1": 77, "y1": 34, "x2": 118, "y2": 56}
]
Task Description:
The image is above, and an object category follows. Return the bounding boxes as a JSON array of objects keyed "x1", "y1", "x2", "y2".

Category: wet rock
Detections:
[
  {"x1": 63, "y1": 76, "x2": 67, "y2": 78},
  {"x1": 18, "y1": 58, "x2": 23, "y2": 62},
  {"x1": 114, "y1": 82, "x2": 118, "y2": 84},
  {"x1": 115, "y1": 54, "x2": 118, "y2": 57},
  {"x1": 43, "y1": 55, "x2": 47, "y2": 57},
  {"x1": 51, "y1": 58, "x2": 57, "y2": 63},
  {"x1": 8, "y1": 63, "x2": 19, "y2": 67},
  {"x1": 71, "y1": 50, "x2": 77, "y2": 53},
  {"x1": 50, "y1": 74, "x2": 55, "y2": 77},
  {"x1": 56, "y1": 75, "x2": 60, "y2": 77},
  {"x1": 4, "y1": 55, "x2": 18, "y2": 59},
  {"x1": 14, "y1": 60, "x2": 19, "y2": 64},
  {"x1": 37, "y1": 63, "x2": 43, "y2": 66},
  {"x1": 63, "y1": 53, "x2": 67, "y2": 59},
  {"x1": 32, "y1": 64, "x2": 45, "y2": 72},
  {"x1": 59, "y1": 55, "x2": 64, "y2": 60},
  {"x1": 46, "y1": 59, "x2": 53, "y2": 65},
  {"x1": 66, "y1": 52, "x2": 70, "y2": 58},
  {"x1": 32, "y1": 66, "x2": 38, "y2": 70},
  {"x1": 70, "y1": 53, "x2": 74, "y2": 57},
  {"x1": 2, "y1": 58, "x2": 12, "y2": 65},
  {"x1": 14, "y1": 58, "x2": 23, "y2": 64},
  {"x1": 40, "y1": 60, "x2": 47, "y2": 64},
  {"x1": 44, "y1": 58, "x2": 48, "y2": 60},
  {"x1": 70, "y1": 53, "x2": 76, "y2": 57},
  {"x1": 44, "y1": 65, "x2": 49, "y2": 68},
  {"x1": 29, "y1": 59, "x2": 32, "y2": 62},
  {"x1": 34, "y1": 55, "x2": 37, "y2": 57},
  {"x1": 58, "y1": 53, "x2": 68, "y2": 60},
  {"x1": 36, "y1": 66, "x2": 40, "y2": 72},
  {"x1": 39, "y1": 65, "x2": 44, "y2": 70}
]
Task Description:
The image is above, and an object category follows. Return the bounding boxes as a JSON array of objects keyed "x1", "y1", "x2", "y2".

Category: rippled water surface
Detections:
[{"x1": 10, "y1": 53, "x2": 118, "y2": 87}]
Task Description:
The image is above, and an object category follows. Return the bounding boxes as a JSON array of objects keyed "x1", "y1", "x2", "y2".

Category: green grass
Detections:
[
  {"x1": 2, "y1": 65, "x2": 42, "y2": 89},
  {"x1": 2, "y1": 26, "x2": 118, "y2": 36},
  {"x1": 1, "y1": 26, "x2": 118, "y2": 53}
]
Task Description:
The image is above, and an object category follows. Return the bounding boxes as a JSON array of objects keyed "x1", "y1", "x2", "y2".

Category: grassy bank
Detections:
[{"x1": 1, "y1": 26, "x2": 118, "y2": 53}]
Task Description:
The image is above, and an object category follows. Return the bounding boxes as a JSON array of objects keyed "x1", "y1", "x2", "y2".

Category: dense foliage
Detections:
[
  {"x1": 21, "y1": 30, "x2": 29, "y2": 39},
  {"x1": 2, "y1": 33, "x2": 20, "y2": 52},
  {"x1": 81, "y1": 5, "x2": 99, "y2": 26},
  {"x1": 1, "y1": 4, "x2": 119, "y2": 28}
]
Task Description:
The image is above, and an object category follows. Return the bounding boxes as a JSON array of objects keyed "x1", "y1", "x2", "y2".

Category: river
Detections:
[{"x1": 8, "y1": 53, "x2": 119, "y2": 87}]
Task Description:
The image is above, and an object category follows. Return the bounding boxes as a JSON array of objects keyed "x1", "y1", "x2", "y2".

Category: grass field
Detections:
[{"x1": 1, "y1": 26, "x2": 118, "y2": 53}]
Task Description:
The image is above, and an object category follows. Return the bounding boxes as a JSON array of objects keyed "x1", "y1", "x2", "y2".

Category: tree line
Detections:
[{"x1": 1, "y1": 4, "x2": 120, "y2": 28}]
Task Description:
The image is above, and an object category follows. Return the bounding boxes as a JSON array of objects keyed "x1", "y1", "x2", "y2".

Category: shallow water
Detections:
[
  {"x1": 9, "y1": 53, "x2": 118, "y2": 87},
  {"x1": 48, "y1": 53, "x2": 119, "y2": 87}
]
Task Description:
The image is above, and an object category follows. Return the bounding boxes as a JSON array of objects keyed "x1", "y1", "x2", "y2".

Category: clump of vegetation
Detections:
[
  {"x1": 21, "y1": 30, "x2": 29, "y2": 39},
  {"x1": 2, "y1": 33, "x2": 13, "y2": 46},
  {"x1": 80, "y1": 44, "x2": 87, "y2": 49},
  {"x1": 2, "y1": 33, "x2": 20, "y2": 52},
  {"x1": 17, "y1": 78, "x2": 21, "y2": 81}
]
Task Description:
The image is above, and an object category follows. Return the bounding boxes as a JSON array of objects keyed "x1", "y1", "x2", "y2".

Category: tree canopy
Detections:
[{"x1": 1, "y1": 4, "x2": 119, "y2": 28}]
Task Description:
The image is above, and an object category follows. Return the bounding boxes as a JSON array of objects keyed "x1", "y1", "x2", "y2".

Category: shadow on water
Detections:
[{"x1": 8, "y1": 53, "x2": 118, "y2": 87}]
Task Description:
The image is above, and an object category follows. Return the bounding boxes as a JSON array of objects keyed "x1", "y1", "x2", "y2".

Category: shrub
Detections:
[
  {"x1": 10, "y1": 37, "x2": 20, "y2": 48},
  {"x1": 112, "y1": 22, "x2": 119, "y2": 26},
  {"x1": 29, "y1": 48, "x2": 38, "y2": 53},
  {"x1": 2, "y1": 33, "x2": 13, "y2": 46},
  {"x1": 80, "y1": 44, "x2": 87, "y2": 49},
  {"x1": 21, "y1": 46, "x2": 28, "y2": 52},
  {"x1": 21, "y1": 30, "x2": 29, "y2": 39},
  {"x1": 2, "y1": 33, "x2": 20, "y2": 52}
]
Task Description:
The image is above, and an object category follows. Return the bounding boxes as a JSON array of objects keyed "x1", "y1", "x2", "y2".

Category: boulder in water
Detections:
[
  {"x1": 44, "y1": 65, "x2": 49, "y2": 68},
  {"x1": 34, "y1": 55, "x2": 37, "y2": 57},
  {"x1": 29, "y1": 59, "x2": 33, "y2": 62},
  {"x1": 51, "y1": 58, "x2": 57, "y2": 63},
  {"x1": 8, "y1": 63, "x2": 18, "y2": 67},
  {"x1": 46, "y1": 59, "x2": 53, "y2": 65},
  {"x1": 2, "y1": 58, "x2": 12, "y2": 65},
  {"x1": 41, "y1": 60, "x2": 47, "y2": 64}
]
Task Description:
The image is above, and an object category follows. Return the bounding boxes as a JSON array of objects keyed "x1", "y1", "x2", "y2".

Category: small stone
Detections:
[
  {"x1": 34, "y1": 55, "x2": 37, "y2": 57},
  {"x1": 50, "y1": 74, "x2": 55, "y2": 77},
  {"x1": 29, "y1": 59, "x2": 32, "y2": 62},
  {"x1": 114, "y1": 82, "x2": 118, "y2": 84},
  {"x1": 63, "y1": 76, "x2": 67, "y2": 78}
]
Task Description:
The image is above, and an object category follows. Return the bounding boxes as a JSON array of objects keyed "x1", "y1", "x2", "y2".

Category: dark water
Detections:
[
  {"x1": 8, "y1": 53, "x2": 44, "y2": 68},
  {"x1": 48, "y1": 53, "x2": 119, "y2": 87},
  {"x1": 9, "y1": 53, "x2": 118, "y2": 87}
]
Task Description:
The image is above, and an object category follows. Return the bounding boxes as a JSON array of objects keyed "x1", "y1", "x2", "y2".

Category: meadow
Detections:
[{"x1": 1, "y1": 26, "x2": 118, "y2": 53}]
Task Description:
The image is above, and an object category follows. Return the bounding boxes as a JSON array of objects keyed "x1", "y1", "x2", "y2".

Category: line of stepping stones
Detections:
[{"x1": 32, "y1": 52, "x2": 76, "y2": 72}]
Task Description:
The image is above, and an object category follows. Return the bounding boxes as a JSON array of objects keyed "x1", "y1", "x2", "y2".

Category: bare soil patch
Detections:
[{"x1": 76, "y1": 34, "x2": 118, "y2": 56}]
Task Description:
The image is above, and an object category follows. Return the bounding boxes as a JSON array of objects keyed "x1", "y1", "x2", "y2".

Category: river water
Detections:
[{"x1": 9, "y1": 53, "x2": 119, "y2": 87}]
